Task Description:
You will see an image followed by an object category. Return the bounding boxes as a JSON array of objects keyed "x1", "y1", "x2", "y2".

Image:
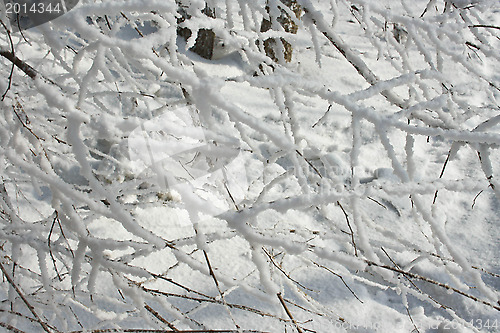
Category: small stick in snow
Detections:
[
  {"x1": 471, "y1": 189, "x2": 484, "y2": 209},
  {"x1": 0, "y1": 321, "x2": 26, "y2": 333},
  {"x1": 142, "y1": 286, "x2": 283, "y2": 321},
  {"x1": 69, "y1": 329, "x2": 271, "y2": 332},
  {"x1": 1, "y1": 19, "x2": 16, "y2": 101},
  {"x1": 312, "y1": 261, "x2": 363, "y2": 304},
  {"x1": 203, "y1": 250, "x2": 241, "y2": 330},
  {"x1": 277, "y1": 292, "x2": 304, "y2": 333},
  {"x1": 262, "y1": 247, "x2": 314, "y2": 292},
  {"x1": 366, "y1": 259, "x2": 500, "y2": 311},
  {"x1": 144, "y1": 304, "x2": 179, "y2": 331},
  {"x1": 337, "y1": 201, "x2": 358, "y2": 256},
  {"x1": 48, "y1": 212, "x2": 63, "y2": 281},
  {"x1": 381, "y1": 248, "x2": 421, "y2": 333},
  {"x1": 0, "y1": 22, "x2": 37, "y2": 83},
  {"x1": 432, "y1": 150, "x2": 451, "y2": 204},
  {"x1": 469, "y1": 24, "x2": 500, "y2": 31},
  {"x1": 312, "y1": 104, "x2": 332, "y2": 128},
  {"x1": 0, "y1": 262, "x2": 55, "y2": 333},
  {"x1": 224, "y1": 181, "x2": 240, "y2": 211},
  {"x1": 380, "y1": 247, "x2": 449, "y2": 310}
]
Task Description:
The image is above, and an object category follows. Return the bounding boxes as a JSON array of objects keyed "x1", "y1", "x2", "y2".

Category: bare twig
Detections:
[
  {"x1": 0, "y1": 46, "x2": 37, "y2": 80},
  {"x1": 69, "y1": 328, "x2": 269, "y2": 333},
  {"x1": 48, "y1": 212, "x2": 63, "y2": 281},
  {"x1": 277, "y1": 292, "x2": 304, "y2": 333},
  {"x1": 144, "y1": 304, "x2": 179, "y2": 331},
  {"x1": 420, "y1": 0, "x2": 434, "y2": 18},
  {"x1": 405, "y1": 307, "x2": 420, "y2": 333},
  {"x1": 141, "y1": 286, "x2": 286, "y2": 321},
  {"x1": 477, "y1": 146, "x2": 500, "y2": 203},
  {"x1": 223, "y1": 181, "x2": 239, "y2": 211},
  {"x1": 312, "y1": 261, "x2": 362, "y2": 303},
  {"x1": 432, "y1": 150, "x2": 451, "y2": 204},
  {"x1": 337, "y1": 201, "x2": 357, "y2": 256},
  {"x1": 367, "y1": 196, "x2": 387, "y2": 209},
  {"x1": 149, "y1": 273, "x2": 213, "y2": 299},
  {"x1": 381, "y1": 248, "x2": 421, "y2": 333},
  {"x1": 301, "y1": 2, "x2": 407, "y2": 109},
  {"x1": 469, "y1": 24, "x2": 500, "y2": 30},
  {"x1": 471, "y1": 190, "x2": 484, "y2": 209},
  {"x1": 295, "y1": 150, "x2": 322, "y2": 178},
  {"x1": 365, "y1": 259, "x2": 500, "y2": 311},
  {"x1": 0, "y1": 262, "x2": 54, "y2": 333},
  {"x1": 202, "y1": 250, "x2": 240, "y2": 330},
  {"x1": 119, "y1": 12, "x2": 160, "y2": 57},
  {"x1": 416, "y1": 249, "x2": 500, "y2": 279},
  {"x1": 12, "y1": 100, "x2": 43, "y2": 142},
  {"x1": 379, "y1": 248, "x2": 450, "y2": 311},
  {"x1": 262, "y1": 247, "x2": 314, "y2": 292},
  {"x1": 283, "y1": 298, "x2": 325, "y2": 317},
  {"x1": 312, "y1": 104, "x2": 332, "y2": 128},
  {"x1": 0, "y1": 321, "x2": 26, "y2": 333},
  {"x1": 1, "y1": 19, "x2": 15, "y2": 100}
]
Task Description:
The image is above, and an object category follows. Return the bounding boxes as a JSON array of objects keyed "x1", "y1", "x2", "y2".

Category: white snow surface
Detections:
[{"x1": 0, "y1": 0, "x2": 499, "y2": 332}]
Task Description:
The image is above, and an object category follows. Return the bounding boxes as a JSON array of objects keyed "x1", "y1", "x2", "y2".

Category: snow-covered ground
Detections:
[{"x1": 0, "y1": 0, "x2": 499, "y2": 332}]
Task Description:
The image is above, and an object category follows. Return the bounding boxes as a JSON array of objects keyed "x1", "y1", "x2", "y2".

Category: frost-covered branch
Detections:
[{"x1": 0, "y1": 0, "x2": 499, "y2": 331}]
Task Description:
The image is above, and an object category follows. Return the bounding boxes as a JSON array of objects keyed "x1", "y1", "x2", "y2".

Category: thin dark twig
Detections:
[
  {"x1": 420, "y1": 247, "x2": 500, "y2": 278},
  {"x1": 202, "y1": 250, "x2": 240, "y2": 330},
  {"x1": 142, "y1": 287, "x2": 286, "y2": 321},
  {"x1": 150, "y1": 273, "x2": 213, "y2": 299},
  {"x1": 69, "y1": 328, "x2": 269, "y2": 333},
  {"x1": 312, "y1": 261, "x2": 363, "y2": 303},
  {"x1": 119, "y1": 12, "x2": 160, "y2": 57},
  {"x1": 381, "y1": 248, "x2": 449, "y2": 310},
  {"x1": 406, "y1": 307, "x2": 420, "y2": 333},
  {"x1": 312, "y1": 104, "x2": 332, "y2": 128},
  {"x1": 262, "y1": 247, "x2": 314, "y2": 292},
  {"x1": 337, "y1": 201, "x2": 357, "y2": 256},
  {"x1": 17, "y1": 16, "x2": 30, "y2": 45},
  {"x1": 381, "y1": 248, "x2": 421, "y2": 333},
  {"x1": 2, "y1": 61, "x2": 15, "y2": 101},
  {"x1": 420, "y1": 0, "x2": 432, "y2": 18},
  {"x1": 277, "y1": 292, "x2": 304, "y2": 333},
  {"x1": 367, "y1": 196, "x2": 387, "y2": 209},
  {"x1": 365, "y1": 259, "x2": 500, "y2": 311},
  {"x1": 0, "y1": 308, "x2": 48, "y2": 326},
  {"x1": 12, "y1": 101, "x2": 41, "y2": 140},
  {"x1": 48, "y1": 212, "x2": 63, "y2": 281},
  {"x1": 283, "y1": 298, "x2": 325, "y2": 317},
  {"x1": 0, "y1": 262, "x2": 54, "y2": 333},
  {"x1": 104, "y1": 15, "x2": 112, "y2": 30},
  {"x1": 469, "y1": 24, "x2": 500, "y2": 30},
  {"x1": 477, "y1": 149, "x2": 499, "y2": 196},
  {"x1": 144, "y1": 304, "x2": 179, "y2": 331},
  {"x1": 432, "y1": 150, "x2": 451, "y2": 204},
  {"x1": 203, "y1": 250, "x2": 223, "y2": 296},
  {"x1": 223, "y1": 180, "x2": 239, "y2": 211},
  {"x1": 0, "y1": 321, "x2": 26, "y2": 333},
  {"x1": 1, "y1": 19, "x2": 15, "y2": 101},
  {"x1": 471, "y1": 190, "x2": 484, "y2": 209},
  {"x1": 295, "y1": 150, "x2": 322, "y2": 178},
  {"x1": 0, "y1": 42, "x2": 37, "y2": 81},
  {"x1": 54, "y1": 210, "x2": 75, "y2": 258}
]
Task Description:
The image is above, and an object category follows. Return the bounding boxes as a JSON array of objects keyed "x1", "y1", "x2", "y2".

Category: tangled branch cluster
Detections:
[{"x1": 0, "y1": 0, "x2": 498, "y2": 331}]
